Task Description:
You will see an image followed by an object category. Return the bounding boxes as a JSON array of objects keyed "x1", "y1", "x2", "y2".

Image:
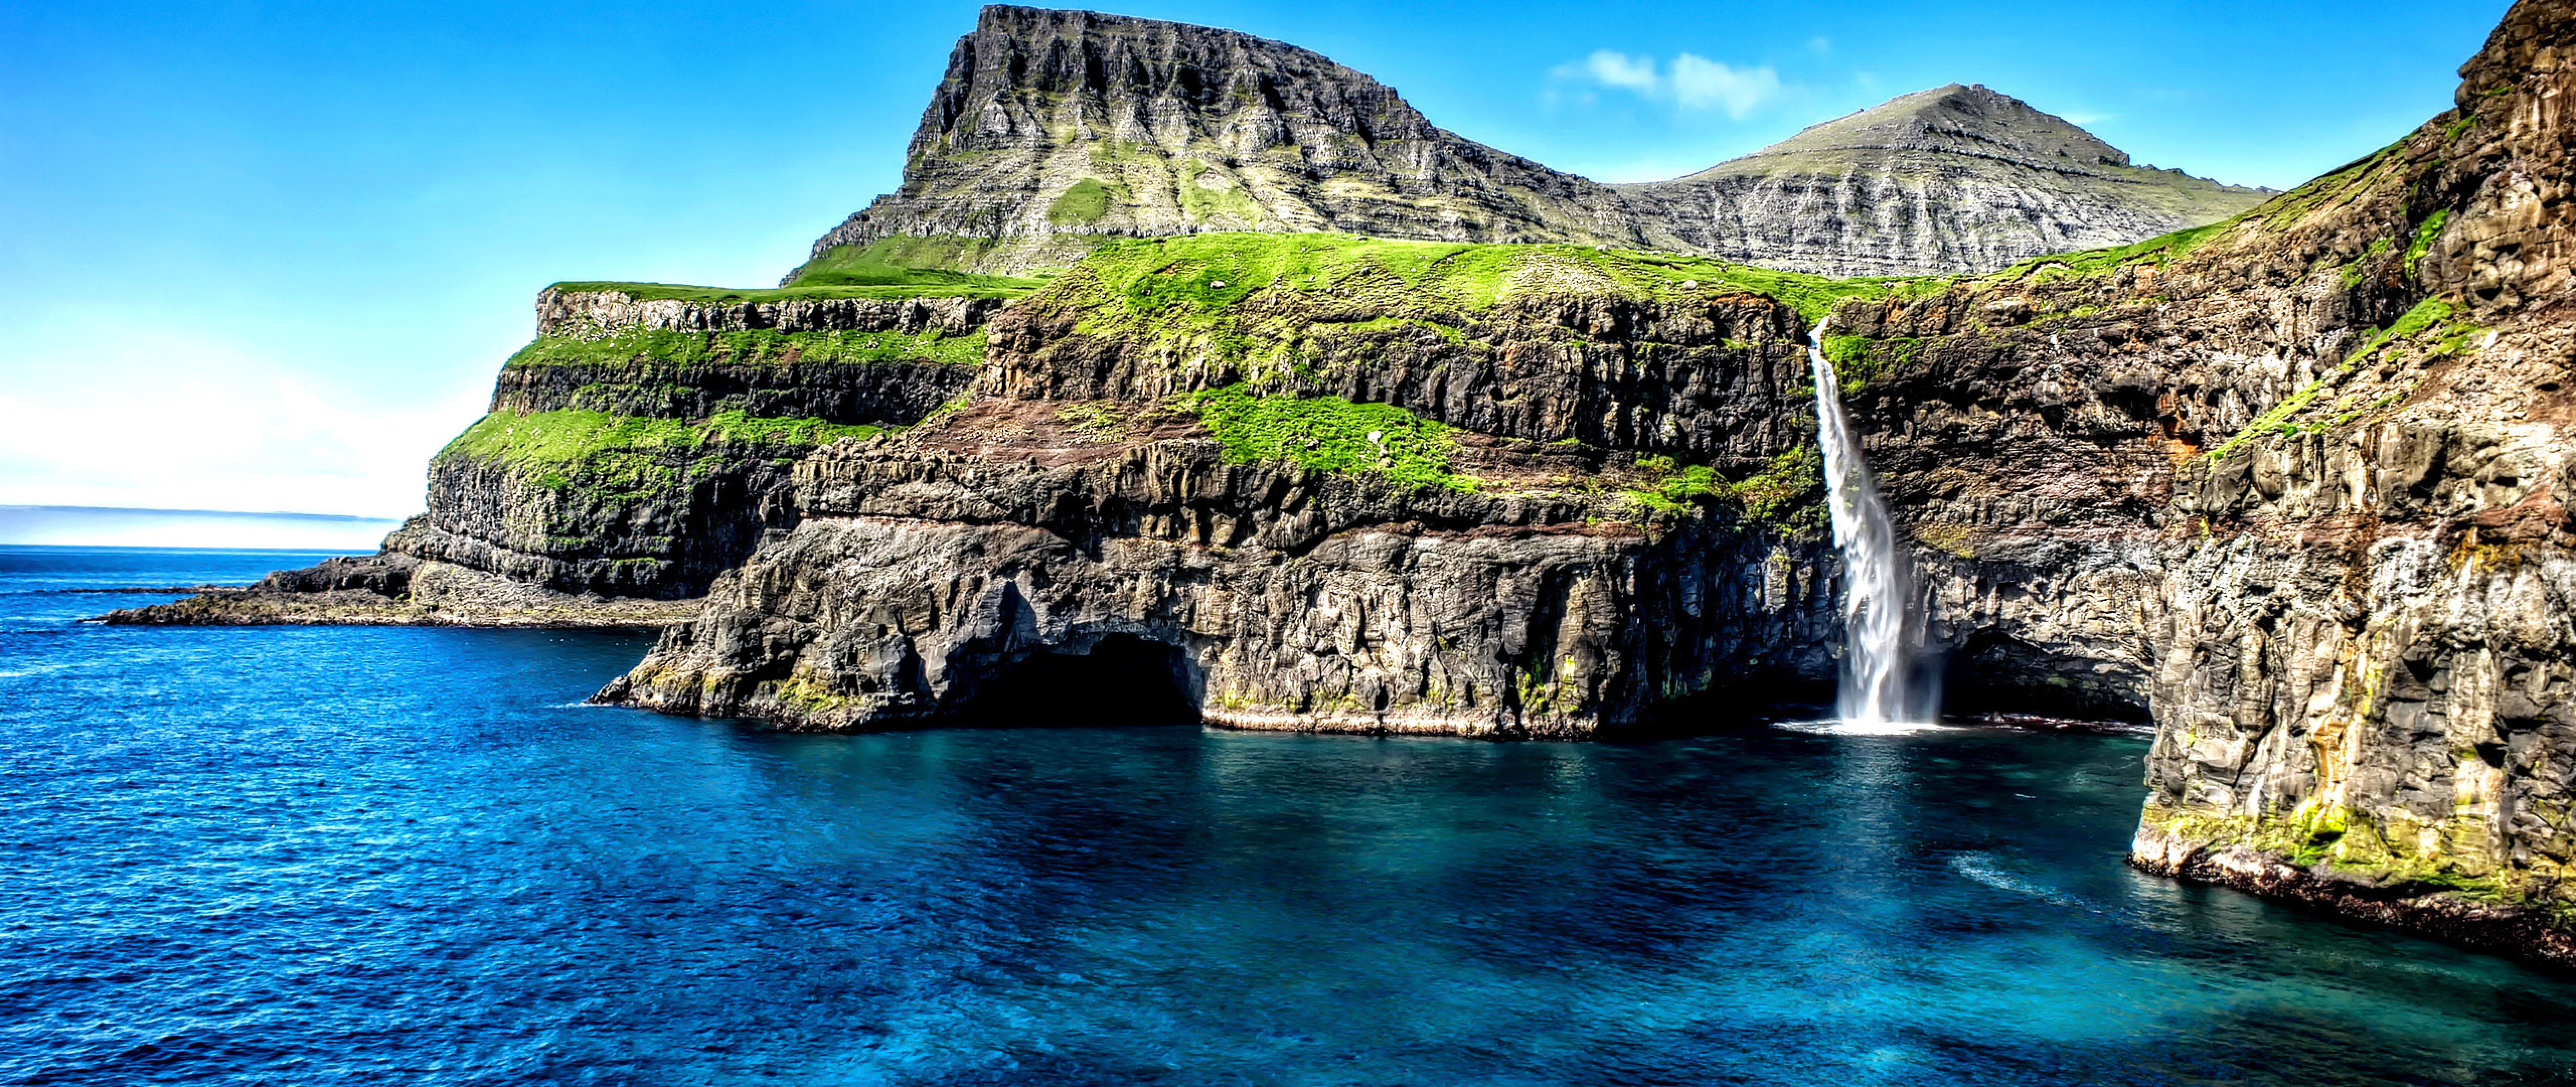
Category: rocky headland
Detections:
[{"x1": 112, "y1": 1, "x2": 2576, "y2": 970}]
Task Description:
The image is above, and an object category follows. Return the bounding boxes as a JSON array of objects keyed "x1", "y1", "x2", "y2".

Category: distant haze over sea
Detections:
[{"x1": 0, "y1": 506, "x2": 398, "y2": 551}]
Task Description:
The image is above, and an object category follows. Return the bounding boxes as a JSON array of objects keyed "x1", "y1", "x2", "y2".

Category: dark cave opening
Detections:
[
  {"x1": 950, "y1": 634, "x2": 1203, "y2": 726},
  {"x1": 1940, "y1": 632, "x2": 2151, "y2": 725}
]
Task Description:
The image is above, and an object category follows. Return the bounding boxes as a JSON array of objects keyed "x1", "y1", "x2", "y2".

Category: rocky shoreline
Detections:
[{"x1": 2133, "y1": 812, "x2": 2576, "y2": 975}]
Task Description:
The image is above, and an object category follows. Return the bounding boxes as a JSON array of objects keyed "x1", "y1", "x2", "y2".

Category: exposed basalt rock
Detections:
[
  {"x1": 806, "y1": 7, "x2": 1648, "y2": 271},
  {"x1": 975, "y1": 239, "x2": 1821, "y2": 461},
  {"x1": 535, "y1": 287, "x2": 1005, "y2": 339},
  {"x1": 803, "y1": 7, "x2": 2263, "y2": 277},
  {"x1": 600, "y1": 401, "x2": 1841, "y2": 735}
]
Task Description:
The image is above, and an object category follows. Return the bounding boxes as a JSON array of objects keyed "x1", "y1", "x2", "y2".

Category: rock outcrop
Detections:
[
  {"x1": 799, "y1": 6, "x2": 2264, "y2": 278},
  {"x1": 601, "y1": 241, "x2": 1858, "y2": 735}
]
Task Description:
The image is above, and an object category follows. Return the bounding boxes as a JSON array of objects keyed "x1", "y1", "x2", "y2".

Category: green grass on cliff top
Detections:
[
  {"x1": 438, "y1": 409, "x2": 879, "y2": 471},
  {"x1": 781, "y1": 236, "x2": 1046, "y2": 294},
  {"x1": 506, "y1": 327, "x2": 985, "y2": 369},
  {"x1": 1069, "y1": 232, "x2": 1930, "y2": 324},
  {"x1": 556, "y1": 238, "x2": 1046, "y2": 304},
  {"x1": 1181, "y1": 384, "x2": 1477, "y2": 492}
]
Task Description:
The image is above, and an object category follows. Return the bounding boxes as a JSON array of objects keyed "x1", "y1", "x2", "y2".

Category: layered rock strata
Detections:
[
  {"x1": 603, "y1": 242, "x2": 1861, "y2": 734},
  {"x1": 802, "y1": 6, "x2": 2264, "y2": 278},
  {"x1": 1616, "y1": 84, "x2": 2270, "y2": 278},
  {"x1": 113, "y1": 0, "x2": 2576, "y2": 970}
]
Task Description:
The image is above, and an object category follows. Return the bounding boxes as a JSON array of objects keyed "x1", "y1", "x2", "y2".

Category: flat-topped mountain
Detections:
[
  {"x1": 801, "y1": 6, "x2": 2267, "y2": 278},
  {"x1": 801, "y1": 6, "x2": 1645, "y2": 274}
]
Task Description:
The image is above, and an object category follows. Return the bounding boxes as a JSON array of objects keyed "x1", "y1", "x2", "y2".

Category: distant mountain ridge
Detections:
[
  {"x1": 1614, "y1": 84, "x2": 2272, "y2": 276},
  {"x1": 803, "y1": 6, "x2": 2270, "y2": 278}
]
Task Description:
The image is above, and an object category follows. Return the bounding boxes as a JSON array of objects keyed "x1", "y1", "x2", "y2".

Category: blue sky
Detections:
[{"x1": 1, "y1": 0, "x2": 2511, "y2": 520}]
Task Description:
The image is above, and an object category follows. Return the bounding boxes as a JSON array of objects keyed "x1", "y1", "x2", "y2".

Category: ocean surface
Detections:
[{"x1": 4, "y1": 545, "x2": 2573, "y2": 1086}]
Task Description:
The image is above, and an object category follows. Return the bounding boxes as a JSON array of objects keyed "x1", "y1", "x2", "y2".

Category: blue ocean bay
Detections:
[{"x1": 3, "y1": 546, "x2": 2572, "y2": 1085}]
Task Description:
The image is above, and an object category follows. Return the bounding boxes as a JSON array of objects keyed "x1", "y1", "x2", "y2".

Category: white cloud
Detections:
[
  {"x1": 0, "y1": 325, "x2": 478, "y2": 518},
  {"x1": 1560, "y1": 50, "x2": 1785, "y2": 119},
  {"x1": 1582, "y1": 50, "x2": 1663, "y2": 95},
  {"x1": 1668, "y1": 54, "x2": 1784, "y2": 116}
]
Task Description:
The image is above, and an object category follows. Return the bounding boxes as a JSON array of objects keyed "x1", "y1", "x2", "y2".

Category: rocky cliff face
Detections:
[
  {"x1": 609, "y1": 0, "x2": 2576, "y2": 967},
  {"x1": 602, "y1": 240, "x2": 1862, "y2": 735},
  {"x1": 1788, "y1": 0, "x2": 2576, "y2": 966},
  {"x1": 805, "y1": 6, "x2": 1648, "y2": 273},
  {"x1": 801, "y1": 6, "x2": 2264, "y2": 278}
]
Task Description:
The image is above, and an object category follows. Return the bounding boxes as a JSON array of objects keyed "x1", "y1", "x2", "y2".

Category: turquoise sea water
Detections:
[{"x1": 4, "y1": 545, "x2": 2573, "y2": 1085}]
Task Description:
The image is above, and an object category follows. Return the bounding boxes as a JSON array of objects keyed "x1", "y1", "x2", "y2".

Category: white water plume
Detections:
[{"x1": 1806, "y1": 321, "x2": 1925, "y2": 725}]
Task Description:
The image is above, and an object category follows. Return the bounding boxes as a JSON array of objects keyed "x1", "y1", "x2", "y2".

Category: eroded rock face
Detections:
[
  {"x1": 600, "y1": 404, "x2": 1840, "y2": 736},
  {"x1": 804, "y1": 7, "x2": 2263, "y2": 277},
  {"x1": 808, "y1": 6, "x2": 1649, "y2": 270}
]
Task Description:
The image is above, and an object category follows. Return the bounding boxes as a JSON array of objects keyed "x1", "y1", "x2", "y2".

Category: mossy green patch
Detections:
[
  {"x1": 1994, "y1": 217, "x2": 2238, "y2": 283},
  {"x1": 507, "y1": 327, "x2": 987, "y2": 369},
  {"x1": 2404, "y1": 209, "x2": 2453, "y2": 278},
  {"x1": 1819, "y1": 334, "x2": 1918, "y2": 394},
  {"x1": 1178, "y1": 161, "x2": 1262, "y2": 226},
  {"x1": 1180, "y1": 384, "x2": 1476, "y2": 491},
  {"x1": 438, "y1": 409, "x2": 878, "y2": 473},
  {"x1": 2206, "y1": 296, "x2": 2465, "y2": 458},
  {"x1": 1047, "y1": 178, "x2": 1119, "y2": 225},
  {"x1": 1624, "y1": 445, "x2": 1823, "y2": 530},
  {"x1": 432, "y1": 408, "x2": 875, "y2": 546}
]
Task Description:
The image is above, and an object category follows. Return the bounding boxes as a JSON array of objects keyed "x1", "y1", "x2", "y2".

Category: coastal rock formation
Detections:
[
  {"x1": 800, "y1": 6, "x2": 2262, "y2": 278},
  {"x1": 602, "y1": 242, "x2": 1856, "y2": 735},
  {"x1": 1794, "y1": 0, "x2": 2576, "y2": 967}
]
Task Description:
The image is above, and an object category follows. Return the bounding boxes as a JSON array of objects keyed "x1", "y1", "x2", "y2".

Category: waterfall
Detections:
[{"x1": 1806, "y1": 321, "x2": 1919, "y2": 725}]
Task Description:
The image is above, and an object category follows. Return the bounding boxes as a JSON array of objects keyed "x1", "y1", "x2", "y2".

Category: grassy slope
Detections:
[
  {"x1": 1069, "y1": 232, "x2": 1929, "y2": 326},
  {"x1": 1181, "y1": 385, "x2": 1474, "y2": 492},
  {"x1": 505, "y1": 327, "x2": 986, "y2": 369},
  {"x1": 557, "y1": 238, "x2": 1049, "y2": 304},
  {"x1": 436, "y1": 409, "x2": 879, "y2": 530}
]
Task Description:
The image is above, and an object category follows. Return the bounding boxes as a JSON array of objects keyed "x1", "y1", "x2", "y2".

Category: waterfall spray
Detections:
[{"x1": 1806, "y1": 321, "x2": 1917, "y2": 725}]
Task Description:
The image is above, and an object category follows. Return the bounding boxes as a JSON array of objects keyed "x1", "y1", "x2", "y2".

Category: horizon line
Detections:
[{"x1": 0, "y1": 505, "x2": 409, "y2": 524}]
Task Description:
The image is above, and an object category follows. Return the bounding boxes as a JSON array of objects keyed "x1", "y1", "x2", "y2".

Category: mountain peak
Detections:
[{"x1": 1722, "y1": 83, "x2": 2134, "y2": 174}]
